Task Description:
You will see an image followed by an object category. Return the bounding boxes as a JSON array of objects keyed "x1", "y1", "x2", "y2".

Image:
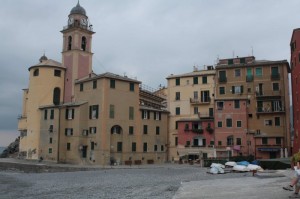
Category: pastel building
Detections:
[
  {"x1": 18, "y1": 2, "x2": 168, "y2": 165},
  {"x1": 215, "y1": 56, "x2": 291, "y2": 159},
  {"x1": 166, "y1": 66, "x2": 216, "y2": 162}
]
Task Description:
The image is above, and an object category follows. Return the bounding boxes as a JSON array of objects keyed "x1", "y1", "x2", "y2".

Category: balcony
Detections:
[
  {"x1": 256, "y1": 106, "x2": 285, "y2": 114},
  {"x1": 271, "y1": 73, "x2": 280, "y2": 80},
  {"x1": 190, "y1": 97, "x2": 211, "y2": 105},
  {"x1": 246, "y1": 75, "x2": 253, "y2": 82},
  {"x1": 255, "y1": 89, "x2": 282, "y2": 99},
  {"x1": 218, "y1": 77, "x2": 227, "y2": 83}
]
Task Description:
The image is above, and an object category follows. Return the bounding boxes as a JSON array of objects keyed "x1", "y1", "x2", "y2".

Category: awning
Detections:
[{"x1": 258, "y1": 148, "x2": 280, "y2": 152}]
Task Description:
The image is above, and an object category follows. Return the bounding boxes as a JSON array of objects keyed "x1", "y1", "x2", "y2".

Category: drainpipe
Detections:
[{"x1": 57, "y1": 106, "x2": 61, "y2": 163}]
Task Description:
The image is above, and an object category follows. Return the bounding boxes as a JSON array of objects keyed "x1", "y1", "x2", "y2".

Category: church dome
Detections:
[
  {"x1": 39, "y1": 54, "x2": 48, "y2": 63},
  {"x1": 70, "y1": 1, "x2": 86, "y2": 16}
]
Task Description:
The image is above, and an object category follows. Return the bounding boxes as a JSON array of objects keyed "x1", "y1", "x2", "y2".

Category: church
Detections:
[{"x1": 17, "y1": 2, "x2": 169, "y2": 165}]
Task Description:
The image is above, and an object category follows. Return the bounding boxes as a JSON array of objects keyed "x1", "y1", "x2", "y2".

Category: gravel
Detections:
[{"x1": 0, "y1": 164, "x2": 252, "y2": 199}]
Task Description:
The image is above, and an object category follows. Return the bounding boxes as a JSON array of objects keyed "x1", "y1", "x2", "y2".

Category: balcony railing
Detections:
[
  {"x1": 271, "y1": 73, "x2": 280, "y2": 80},
  {"x1": 190, "y1": 97, "x2": 211, "y2": 104},
  {"x1": 256, "y1": 106, "x2": 285, "y2": 114},
  {"x1": 255, "y1": 89, "x2": 282, "y2": 97}
]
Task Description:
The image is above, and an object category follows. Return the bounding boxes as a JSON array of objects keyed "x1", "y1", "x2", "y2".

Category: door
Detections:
[{"x1": 82, "y1": 145, "x2": 87, "y2": 158}]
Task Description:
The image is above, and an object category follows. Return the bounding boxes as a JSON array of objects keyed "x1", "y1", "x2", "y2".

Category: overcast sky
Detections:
[{"x1": 0, "y1": 0, "x2": 298, "y2": 147}]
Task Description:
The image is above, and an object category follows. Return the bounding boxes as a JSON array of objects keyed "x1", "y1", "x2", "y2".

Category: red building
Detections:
[{"x1": 291, "y1": 29, "x2": 300, "y2": 154}]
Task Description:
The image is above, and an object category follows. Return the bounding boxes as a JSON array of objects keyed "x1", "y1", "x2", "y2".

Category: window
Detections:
[
  {"x1": 53, "y1": 87, "x2": 61, "y2": 105},
  {"x1": 81, "y1": 36, "x2": 86, "y2": 51},
  {"x1": 110, "y1": 79, "x2": 115, "y2": 88},
  {"x1": 49, "y1": 148, "x2": 52, "y2": 154},
  {"x1": 50, "y1": 109, "x2": 54, "y2": 120},
  {"x1": 68, "y1": 36, "x2": 72, "y2": 50},
  {"x1": 67, "y1": 143, "x2": 71, "y2": 151},
  {"x1": 218, "y1": 141, "x2": 222, "y2": 146},
  {"x1": 156, "y1": 126, "x2": 160, "y2": 135},
  {"x1": 49, "y1": 137, "x2": 52, "y2": 144},
  {"x1": 193, "y1": 77, "x2": 198, "y2": 84},
  {"x1": 234, "y1": 100, "x2": 240, "y2": 109},
  {"x1": 132, "y1": 142, "x2": 136, "y2": 152},
  {"x1": 236, "y1": 138, "x2": 242, "y2": 145},
  {"x1": 111, "y1": 125, "x2": 122, "y2": 134},
  {"x1": 273, "y1": 83, "x2": 279, "y2": 91},
  {"x1": 175, "y1": 137, "x2": 178, "y2": 146},
  {"x1": 237, "y1": 121, "x2": 242, "y2": 128},
  {"x1": 202, "y1": 76, "x2": 207, "y2": 84},
  {"x1": 219, "y1": 71, "x2": 227, "y2": 82},
  {"x1": 129, "y1": 107, "x2": 134, "y2": 120},
  {"x1": 117, "y1": 142, "x2": 122, "y2": 152},
  {"x1": 276, "y1": 137, "x2": 281, "y2": 145},
  {"x1": 275, "y1": 117, "x2": 280, "y2": 126},
  {"x1": 194, "y1": 107, "x2": 198, "y2": 114},
  {"x1": 49, "y1": 125, "x2": 53, "y2": 133},
  {"x1": 219, "y1": 87, "x2": 225, "y2": 95},
  {"x1": 175, "y1": 107, "x2": 180, "y2": 115},
  {"x1": 130, "y1": 83, "x2": 134, "y2": 91},
  {"x1": 240, "y1": 58, "x2": 245, "y2": 64},
  {"x1": 209, "y1": 108, "x2": 214, "y2": 117},
  {"x1": 255, "y1": 67, "x2": 262, "y2": 76},
  {"x1": 175, "y1": 92, "x2": 180, "y2": 100},
  {"x1": 143, "y1": 143, "x2": 147, "y2": 152},
  {"x1": 227, "y1": 136, "x2": 234, "y2": 146},
  {"x1": 80, "y1": 83, "x2": 84, "y2": 91},
  {"x1": 228, "y1": 59, "x2": 234, "y2": 65},
  {"x1": 226, "y1": 118, "x2": 232, "y2": 127},
  {"x1": 154, "y1": 112, "x2": 161, "y2": 120},
  {"x1": 44, "y1": 109, "x2": 48, "y2": 120},
  {"x1": 201, "y1": 91, "x2": 210, "y2": 102},
  {"x1": 232, "y1": 85, "x2": 243, "y2": 94},
  {"x1": 66, "y1": 108, "x2": 74, "y2": 120},
  {"x1": 142, "y1": 110, "x2": 150, "y2": 119},
  {"x1": 154, "y1": 145, "x2": 158, "y2": 152},
  {"x1": 235, "y1": 69, "x2": 241, "y2": 77},
  {"x1": 217, "y1": 121, "x2": 222, "y2": 127},
  {"x1": 143, "y1": 125, "x2": 148, "y2": 134},
  {"x1": 65, "y1": 128, "x2": 73, "y2": 136},
  {"x1": 265, "y1": 119, "x2": 272, "y2": 126},
  {"x1": 262, "y1": 137, "x2": 268, "y2": 145},
  {"x1": 33, "y1": 69, "x2": 39, "y2": 76},
  {"x1": 217, "y1": 102, "x2": 224, "y2": 110},
  {"x1": 90, "y1": 127, "x2": 97, "y2": 134},
  {"x1": 129, "y1": 126, "x2": 134, "y2": 135},
  {"x1": 54, "y1": 70, "x2": 61, "y2": 77},
  {"x1": 193, "y1": 91, "x2": 198, "y2": 99},
  {"x1": 109, "y1": 104, "x2": 114, "y2": 119},
  {"x1": 91, "y1": 142, "x2": 95, "y2": 151},
  {"x1": 93, "y1": 80, "x2": 97, "y2": 89},
  {"x1": 175, "y1": 78, "x2": 180, "y2": 86},
  {"x1": 192, "y1": 122, "x2": 202, "y2": 130},
  {"x1": 89, "y1": 105, "x2": 99, "y2": 119},
  {"x1": 161, "y1": 145, "x2": 164, "y2": 151}
]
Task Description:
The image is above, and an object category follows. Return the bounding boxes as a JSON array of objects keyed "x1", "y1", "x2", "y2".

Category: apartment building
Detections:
[
  {"x1": 215, "y1": 56, "x2": 290, "y2": 159},
  {"x1": 166, "y1": 66, "x2": 216, "y2": 162}
]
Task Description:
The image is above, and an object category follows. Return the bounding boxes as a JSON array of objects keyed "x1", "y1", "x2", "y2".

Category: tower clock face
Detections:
[
  {"x1": 68, "y1": 17, "x2": 74, "y2": 25},
  {"x1": 81, "y1": 18, "x2": 87, "y2": 26}
]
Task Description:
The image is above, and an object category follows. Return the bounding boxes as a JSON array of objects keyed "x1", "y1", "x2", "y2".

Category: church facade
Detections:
[{"x1": 18, "y1": 2, "x2": 169, "y2": 165}]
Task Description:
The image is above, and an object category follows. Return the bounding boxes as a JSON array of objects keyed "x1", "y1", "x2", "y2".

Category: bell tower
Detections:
[{"x1": 61, "y1": 1, "x2": 95, "y2": 102}]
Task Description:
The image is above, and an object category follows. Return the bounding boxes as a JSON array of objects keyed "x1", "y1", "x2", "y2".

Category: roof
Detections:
[
  {"x1": 166, "y1": 69, "x2": 216, "y2": 79},
  {"x1": 29, "y1": 59, "x2": 64, "y2": 71},
  {"x1": 76, "y1": 72, "x2": 141, "y2": 84},
  {"x1": 70, "y1": 1, "x2": 86, "y2": 16}
]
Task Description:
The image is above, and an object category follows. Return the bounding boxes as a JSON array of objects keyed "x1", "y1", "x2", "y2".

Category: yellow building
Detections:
[{"x1": 18, "y1": 2, "x2": 168, "y2": 165}]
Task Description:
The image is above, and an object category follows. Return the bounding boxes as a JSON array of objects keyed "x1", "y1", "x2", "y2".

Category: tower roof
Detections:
[{"x1": 70, "y1": 1, "x2": 86, "y2": 16}]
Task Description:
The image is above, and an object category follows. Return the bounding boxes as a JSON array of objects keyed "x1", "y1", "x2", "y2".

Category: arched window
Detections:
[
  {"x1": 53, "y1": 87, "x2": 61, "y2": 105},
  {"x1": 81, "y1": 36, "x2": 86, "y2": 51},
  {"x1": 68, "y1": 36, "x2": 72, "y2": 50},
  {"x1": 33, "y1": 69, "x2": 39, "y2": 76},
  {"x1": 111, "y1": 125, "x2": 122, "y2": 134}
]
